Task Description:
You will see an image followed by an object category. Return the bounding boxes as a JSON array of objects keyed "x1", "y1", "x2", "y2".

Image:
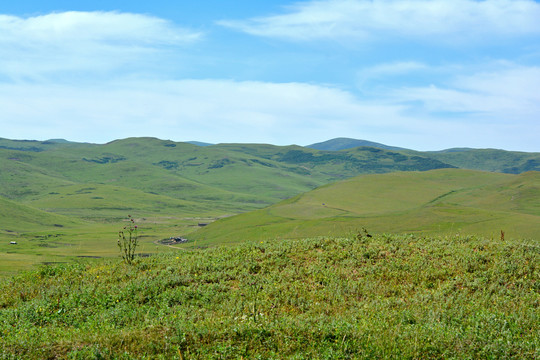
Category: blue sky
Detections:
[{"x1": 1, "y1": 0, "x2": 540, "y2": 151}]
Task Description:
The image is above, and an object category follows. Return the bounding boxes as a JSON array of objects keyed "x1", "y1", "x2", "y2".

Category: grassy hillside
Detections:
[
  {"x1": 0, "y1": 196, "x2": 80, "y2": 232},
  {"x1": 0, "y1": 138, "x2": 331, "y2": 210},
  {"x1": 1, "y1": 137, "x2": 539, "y2": 275},
  {"x1": 213, "y1": 143, "x2": 453, "y2": 177},
  {"x1": 421, "y1": 148, "x2": 540, "y2": 174},
  {"x1": 0, "y1": 196, "x2": 86, "y2": 276},
  {"x1": 0, "y1": 136, "x2": 455, "y2": 235},
  {"x1": 188, "y1": 169, "x2": 540, "y2": 246},
  {"x1": 0, "y1": 234, "x2": 537, "y2": 359}
]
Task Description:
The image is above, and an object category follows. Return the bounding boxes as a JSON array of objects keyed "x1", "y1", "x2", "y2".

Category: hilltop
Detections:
[{"x1": 307, "y1": 137, "x2": 407, "y2": 151}]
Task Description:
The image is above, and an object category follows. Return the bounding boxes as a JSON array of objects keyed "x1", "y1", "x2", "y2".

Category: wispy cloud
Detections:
[
  {"x1": 0, "y1": 11, "x2": 202, "y2": 81},
  {"x1": 356, "y1": 61, "x2": 430, "y2": 87},
  {"x1": 0, "y1": 80, "x2": 408, "y2": 144},
  {"x1": 219, "y1": 0, "x2": 540, "y2": 42},
  {"x1": 391, "y1": 65, "x2": 540, "y2": 118},
  {"x1": 0, "y1": 7, "x2": 538, "y2": 151},
  {"x1": 1, "y1": 75, "x2": 538, "y2": 151}
]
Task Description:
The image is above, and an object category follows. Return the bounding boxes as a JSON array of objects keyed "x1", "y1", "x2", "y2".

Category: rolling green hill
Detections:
[
  {"x1": 0, "y1": 137, "x2": 457, "y2": 213},
  {"x1": 0, "y1": 196, "x2": 88, "y2": 276},
  {"x1": 304, "y1": 137, "x2": 540, "y2": 174},
  {"x1": 424, "y1": 148, "x2": 540, "y2": 174},
  {"x1": 1, "y1": 137, "x2": 539, "y2": 274},
  {"x1": 0, "y1": 138, "x2": 312, "y2": 212},
  {"x1": 0, "y1": 195, "x2": 80, "y2": 233},
  {"x1": 188, "y1": 169, "x2": 540, "y2": 245}
]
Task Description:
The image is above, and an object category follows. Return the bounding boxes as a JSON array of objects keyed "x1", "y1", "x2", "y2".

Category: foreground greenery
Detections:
[{"x1": 1, "y1": 234, "x2": 538, "y2": 359}]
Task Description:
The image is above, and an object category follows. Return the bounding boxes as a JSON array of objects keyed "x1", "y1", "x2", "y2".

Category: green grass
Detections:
[
  {"x1": 0, "y1": 196, "x2": 81, "y2": 232},
  {"x1": 0, "y1": 214, "x2": 216, "y2": 276},
  {"x1": 189, "y1": 169, "x2": 540, "y2": 245},
  {"x1": 0, "y1": 234, "x2": 537, "y2": 359}
]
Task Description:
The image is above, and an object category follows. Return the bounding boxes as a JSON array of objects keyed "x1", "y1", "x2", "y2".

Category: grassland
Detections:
[
  {"x1": 188, "y1": 169, "x2": 540, "y2": 246},
  {"x1": 1, "y1": 233, "x2": 537, "y2": 359},
  {"x1": 1, "y1": 137, "x2": 539, "y2": 275},
  {"x1": 0, "y1": 138, "x2": 538, "y2": 358},
  {"x1": 0, "y1": 137, "x2": 456, "y2": 275}
]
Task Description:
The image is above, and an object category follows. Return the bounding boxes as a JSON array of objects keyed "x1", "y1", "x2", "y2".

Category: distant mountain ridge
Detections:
[
  {"x1": 0, "y1": 137, "x2": 454, "y2": 213},
  {"x1": 187, "y1": 141, "x2": 214, "y2": 147},
  {"x1": 307, "y1": 137, "x2": 407, "y2": 151}
]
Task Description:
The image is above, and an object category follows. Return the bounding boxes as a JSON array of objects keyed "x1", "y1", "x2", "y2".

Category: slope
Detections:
[
  {"x1": 188, "y1": 169, "x2": 540, "y2": 245},
  {"x1": 212, "y1": 143, "x2": 453, "y2": 179},
  {"x1": 305, "y1": 137, "x2": 540, "y2": 174},
  {"x1": 423, "y1": 148, "x2": 540, "y2": 174},
  {"x1": 0, "y1": 139, "x2": 288, "y2": 211},
  {"x1": 0, "y1": 195, "x2": 87, "y2": 275},
  {"x1": 0, "y1": 137, "x2": 456, "y2": 216},
  {"x1": 0, "y1": 195, "x2": 80, "y2": 233}
]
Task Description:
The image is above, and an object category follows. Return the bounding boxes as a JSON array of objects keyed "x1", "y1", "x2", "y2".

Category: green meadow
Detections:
[
  {"x1": 1, "y1": 137, "x2": 540, "y2": 274},
  {"x1": 188, "y1": 169, "x2": 540, "y2": 246}
]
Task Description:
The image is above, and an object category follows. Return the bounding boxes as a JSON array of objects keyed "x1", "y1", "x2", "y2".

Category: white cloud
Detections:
[
  {"x1": 391, "y1": 65, "x2": 540, "y2": 118},
  {"x1": 0, "y1": 79, "x2": 414, "y2": 145},
  {"x1": 219, "y1": 0, "x2": 540, "y2": 42},
  {"x1": 1, "y1": 76, "x2": 538, "y2": 151},
  {"x1": 0, "y1": 8, "x2": 538, "y2": 151},
  {"x1": 357, "y1": 61, "x2": 430, "y2": 86},
  {"x1": 0, "y1": 11, "x2": 202, "y2": 80}
]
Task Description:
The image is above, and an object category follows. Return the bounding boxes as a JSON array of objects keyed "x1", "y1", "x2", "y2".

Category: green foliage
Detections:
[
  {"x1": 117, "y1": 216, "x2": 138, "y2": 265},
  {"x1": 82, "y1": 154, "x2": 126, "y2": 164},
  {"x1": 0, "y1": 234, "x2": 537, "y2": 358}
]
